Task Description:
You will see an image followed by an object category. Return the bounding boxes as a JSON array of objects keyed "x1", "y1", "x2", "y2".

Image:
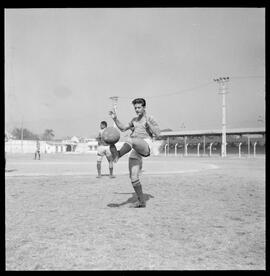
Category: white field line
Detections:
[
  {"x1": 7, "y1": 161, "x2": 103, "y2": 165},
  {"x1": 6, "y1": 160, "x2": 183, "y2": 165},
  {"x1": 5, "y1": 164, "x2": 219, "y2": 177}
]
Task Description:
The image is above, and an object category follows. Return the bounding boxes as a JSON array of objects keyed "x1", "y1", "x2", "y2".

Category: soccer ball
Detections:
[{"x1": 102, "y1": 127, "x2": 120, "y2": 145}]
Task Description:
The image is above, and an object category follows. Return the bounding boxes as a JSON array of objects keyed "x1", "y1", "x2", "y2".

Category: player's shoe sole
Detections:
[{"x1": 129, "y1": 201, "x2": 146, "y2": 208}]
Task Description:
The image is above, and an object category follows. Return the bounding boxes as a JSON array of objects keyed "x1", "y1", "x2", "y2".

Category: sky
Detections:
[{"x1": 5, "y1": 8, "x2": 265, "y2": 139}]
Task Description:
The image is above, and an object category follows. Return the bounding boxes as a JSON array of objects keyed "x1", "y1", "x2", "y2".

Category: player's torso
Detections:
[{"x1": 130, "y1": 116, "x2": 150, "y2": 139}]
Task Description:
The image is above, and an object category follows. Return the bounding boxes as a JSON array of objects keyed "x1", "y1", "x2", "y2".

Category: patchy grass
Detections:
[{"x1": 5, "y1": 155, "x2": 265, "y2": 270}]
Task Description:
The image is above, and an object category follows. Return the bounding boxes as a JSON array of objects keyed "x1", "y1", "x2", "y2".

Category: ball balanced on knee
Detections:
[{"x1": 102, "y1": 127, "x2": 120, "y2": 145}]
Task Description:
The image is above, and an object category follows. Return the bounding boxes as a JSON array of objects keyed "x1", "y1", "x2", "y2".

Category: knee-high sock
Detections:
[
  {"x1": 97, "y1": 161, "x2": 101, "y2": 176},
  {"x1": 109, "y1": 167, "x2": 113, "y2": 176}
]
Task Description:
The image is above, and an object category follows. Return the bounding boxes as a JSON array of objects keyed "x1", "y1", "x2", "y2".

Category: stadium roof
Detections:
[{"x1": 159, "y1": 127, "x2": 265, "y2": 137}]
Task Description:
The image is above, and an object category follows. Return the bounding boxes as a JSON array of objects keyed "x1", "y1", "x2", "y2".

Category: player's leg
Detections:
[
  {"x1": 34, "y1": 151, "x2": 37, "y2": 160},
  {"x1": 97, "y1": 161, "x2": 101, "y2": 178},
  {"x1": 108, "y1": 160, "x2": 115, "y2": 178},
  {"x1": 128, "y1": 155, "x2": 146, "y2": 208},
  {"x1": 38, "y1": 151, "x2": 40, "y2": 160},
  {"x1": 105, "y1": 150, "x2": 115, "y2": 178},
  {"x1": 131, "y1": 138, "x2": 150, "y2": 157},
  {"x1": 96, "y1": 160, "x2": 102, "y2": 178},
  {"x1": 109, "y1": 141, "x2": 132, "y2": 163},
  {"x1": 96, "y1": 147, "x2": 104, "y2": 178},
  {"x1": 110, "y1": 138, "x2": 150, "y2": 163}
]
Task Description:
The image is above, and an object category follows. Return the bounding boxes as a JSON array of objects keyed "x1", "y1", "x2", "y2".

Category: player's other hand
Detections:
[
  {"x1": 144, "y1": 114, "x2": 161, "y2": 138},
  {"x1": 144, "y1": 114, "x2": 151, "y2": 127},
  {"x1": 145, "y1": 115, "x2": 155, "y2": 127},
  {"x1": 109, "y1": 110, "x2": 117, "y2": 119}
]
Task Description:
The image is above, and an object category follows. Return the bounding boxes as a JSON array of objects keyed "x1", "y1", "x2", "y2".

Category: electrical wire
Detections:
[
  {"x1": 117, "y1": 75, "x2": 265, "y2": 100},
  {"x1": 118, "y1": 81, "x2": 213, "y2": 100}
]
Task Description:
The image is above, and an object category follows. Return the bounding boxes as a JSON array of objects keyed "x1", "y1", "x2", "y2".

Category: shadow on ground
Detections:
[{"x1": 107, "y1": 193, "x2": 154, "y2": 208}]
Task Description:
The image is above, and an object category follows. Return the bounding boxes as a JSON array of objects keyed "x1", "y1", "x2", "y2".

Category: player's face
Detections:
[
  {"x1": 100, "y1": 123, "x2": 106, "y2": 129},
  {"x1": 134, "y1": 103, "x2": 145, "y2": 116}
]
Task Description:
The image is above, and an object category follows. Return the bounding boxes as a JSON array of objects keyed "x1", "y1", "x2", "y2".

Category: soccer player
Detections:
[
  {"x1": 96, "y1": 121, "x2": 115, "y2": 178},
  {"x1": 34, "y1": 139, "x2": 41, "y2": 160},
  {"x1": 109, "y1": 98, "x2": 160, "y2": 208}
]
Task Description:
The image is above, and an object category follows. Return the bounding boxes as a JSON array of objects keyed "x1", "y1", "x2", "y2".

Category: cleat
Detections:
[
  {"x1": 109, "y1": 175, "x2": 116, "y2": 178},
  {"x1": 96, "y1": 175, "x2": 102, "y2": 178}
]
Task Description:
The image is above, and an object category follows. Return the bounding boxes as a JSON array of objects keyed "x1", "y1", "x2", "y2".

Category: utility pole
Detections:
[
  {"x1": 109, "y1": 96, "x2": 119, "y2": 128},
  {"x1": 203, "y1": 135, "x2": 206, "y2": 156},
  {"x1": 214, "y1": 77, "x2": 229, "y2": 158}
]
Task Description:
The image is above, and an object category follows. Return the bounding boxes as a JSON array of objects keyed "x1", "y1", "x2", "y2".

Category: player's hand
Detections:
[{"x1": 109, "y1": 109, "x2": 117, "y2": 119}]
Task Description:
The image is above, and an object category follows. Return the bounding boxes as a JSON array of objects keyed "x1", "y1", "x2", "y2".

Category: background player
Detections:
[
  {"x1": 96, "y1": 121, "x2": 115, "y2": 178},
  {"x1": 109, "y1": 98, "x2": 160, "y2": 208},
  {"x1": 34, "y1": 139, "x2": 41, "y2": 160}
]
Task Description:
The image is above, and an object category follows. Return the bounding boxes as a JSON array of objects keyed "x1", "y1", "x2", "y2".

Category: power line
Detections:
[
  {"x1": 119, "y1": 81, "x2": 213, "y2": 100},
  {"x1": 150, "y1": 82, "x2": 213, "y2": 98},
  {"x1": 230, "y1": 75, "x2": 265, "y2": 80},
  {"x1": 117, "y1": 75, "x2": 264, "y2": 100}
]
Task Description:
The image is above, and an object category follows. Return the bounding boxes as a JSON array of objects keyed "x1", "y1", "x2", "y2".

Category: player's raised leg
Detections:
[
  {"x1": 109, "y1": 142, "x2": 131, "y2": 163},
  {"x1": 130, "y1": 138, "x2": 150, "y2": 157},
  {"x1": 110, "y1": 138, "x2": 150, "y2": 163}
]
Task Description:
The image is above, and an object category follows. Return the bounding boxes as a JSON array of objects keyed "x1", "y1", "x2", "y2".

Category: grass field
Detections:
[{"x1": 5, "y1": 153, "x2": 265, "y2": 270}]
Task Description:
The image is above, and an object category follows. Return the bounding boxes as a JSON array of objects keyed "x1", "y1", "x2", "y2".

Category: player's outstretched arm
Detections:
[{"x1": 109, "y1": 110, "x2": 132, "y2": 132}]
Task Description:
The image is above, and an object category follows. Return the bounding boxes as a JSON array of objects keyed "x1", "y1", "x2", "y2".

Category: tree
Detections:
[
  {"x1": 11, "y1": 128, "x2": 21, "y2": 139},
  {"x1": 11, "y1": 127, "x2": 39, "y2": 140},
  {"x1": 42, "y1": 129, "x2": 55, "y2": 141}
]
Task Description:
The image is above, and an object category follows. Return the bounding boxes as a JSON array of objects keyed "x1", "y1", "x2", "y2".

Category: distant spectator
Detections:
[{"x1": 5, "y1": 132, "x2": 8, "y2": 169}]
